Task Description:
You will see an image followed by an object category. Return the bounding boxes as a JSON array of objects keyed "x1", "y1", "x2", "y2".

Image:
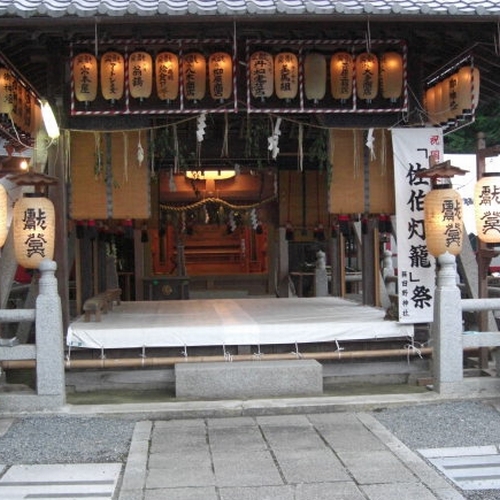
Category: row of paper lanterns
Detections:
[
  {"x1": 0, "y1": 68, "x2": 42, "y2": 136},
  {"x1": 0, "y1": 187, "x2": 55, "y2": 269},
  {"x1": 424, "y1": 173, "x2": 500, "y2": 259},
  {"x1": 73, "y1": 49, "x2": 405, "y2": 104},
  {"x1": 424, "y1": 66, "x2": 480, "y2": 126}
]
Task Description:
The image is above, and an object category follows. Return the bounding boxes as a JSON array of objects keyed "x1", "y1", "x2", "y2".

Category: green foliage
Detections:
[{"x1": 445, "y1": 100, "x2": 500, "y2": 153}]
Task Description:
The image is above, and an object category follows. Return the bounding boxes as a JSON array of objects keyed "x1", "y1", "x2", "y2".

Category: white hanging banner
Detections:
[{"x1": 392, "y1": 127, "x2": 443, "y2": 324}]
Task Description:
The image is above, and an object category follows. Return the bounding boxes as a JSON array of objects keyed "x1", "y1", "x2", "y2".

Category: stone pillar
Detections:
[
  {"x1": 432, "y1": 252, "x2": 463, "y2": 394},
  {"x1": 314, "y1": 250, "x2": 328, "y2": 297},
  {"x1": 276, "y1": 227, "x2": 290, "y2": 297},
  {"x1": 35, "y1": 259, "x2": 65, "y2": 406}
]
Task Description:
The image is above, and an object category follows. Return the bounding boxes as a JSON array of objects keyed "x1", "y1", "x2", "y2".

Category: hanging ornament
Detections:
[
  {"x1": 267, "y1": 117, "x2": 282, "y2": 160},
  {"x1": 137, "y1": 130, "x2": 144, "y2": 167},
  {"x1": 196, "y1": 112, "x2": 207, "y2": 143},
  {"x1": 365, "y1": 128, "x2": 376, "y2": 161}
]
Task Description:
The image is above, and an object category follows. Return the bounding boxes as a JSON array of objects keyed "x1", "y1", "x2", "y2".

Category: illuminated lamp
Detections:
[
  {"x1": 72, "y1": 52, "x2": 98, "y2": 104},
  {"x1": 379, "y1": 51, "x2": 403, "y2": 102},
  {"x1": 330, "y1": 51, "x2": 353, "y2": 101},
  {"x1": 100, "y1": 51, "x2": 125, "y2": 103},
  {"x1": 274, "y1": 52, "x2": 298, "y2": 100},
  {"x1": 156, "y1": 51, "x2": 179, "y2": 102},
  {"x1": 424, "y1": 185, "x2": 463, "y2": 257},
  {"x1": 0, "y1": 184, "x2": 7, "y2": 247},
  {"x1": 13, "y1": 193, "x2": 55, "y2": 269},
  {"x1": 474, "y1": 173, "x2": 500, "y2": 244},
  {"x1": 304, "y1": 52, "x2": 326, "y2": 102},
  {"x1": 0, "y1": 68, "x2": 14, "y2": 115},
  {"x1": 456, "y1": 65, "x2": 480, "y2": 117},
  {"x1": 183, "y1": 52, "x2": 206, "y2": 102},
  {"x1": 447, "y1": 72, "x2": 460, "y2": 121},
  {"x1": 185, "y1": 170, "x2": 236, "y2": 181},
  {"x1": 433, "y1": 80, "x2": 445, "y2": 125},
  {"x1": 12, "y1": 82, "x2": 25, "y2": 130},
  {"x1": 128, "y1": 51, "x2": 153, "y2": 100},
  {"x1": 355, "y1": 52, "x2": 379, "y2": 102},
  {"x1": 208, "y1": 52, "x2": 233, "y2": 101},
  {"x1": 249, "y1": 51, "x2": 274, "y2": 100},
  {"x1": 438, "y1": 77, "x2": 456, "y2": 126}
]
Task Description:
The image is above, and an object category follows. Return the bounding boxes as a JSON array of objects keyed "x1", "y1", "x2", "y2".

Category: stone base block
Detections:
[{"x1": 175, "y1": 360, "x2": 323, "y2": 400}]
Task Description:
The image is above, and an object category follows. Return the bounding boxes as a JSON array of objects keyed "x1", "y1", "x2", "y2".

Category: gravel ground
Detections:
[
  {"x1": 372, "y1": 400, "x2": 500, "y2": 500},
  {"x1": 0, "y1": 416, "x2": 136, "y2": 465}
]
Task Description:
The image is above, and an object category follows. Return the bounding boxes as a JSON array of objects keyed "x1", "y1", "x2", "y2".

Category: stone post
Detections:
[
  {"x1": 432, "y1": 252, "x2": 463, "y2": 394},
  {"x1": 314, "y1": 249, "x2": 328, "y2": 297},
  {"x1": 35, "y1": 259, "x2": 65, "y2": 406}
]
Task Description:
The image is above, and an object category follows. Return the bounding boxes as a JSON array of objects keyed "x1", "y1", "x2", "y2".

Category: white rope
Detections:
[
  {"x1": 182, "y1": 345, "x2": 188, "y2": 360},
  {"x1": 334, "y1": 339, "x2": 344, "y2": 359}
]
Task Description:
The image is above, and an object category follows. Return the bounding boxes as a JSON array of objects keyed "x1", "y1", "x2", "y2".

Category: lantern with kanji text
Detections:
[
  {"x1": 100, "y1": 51, "x2": 125, "y2": 103},
  {"x1": 208, "y1": 52, "x2": 232, "y2": 101},
  {"x1": 456, "y1": 65, "x2": 480, "y2": 117},
  {"x1": 330, "y1": 52, "x2": 353, "y2": 101},
  {"x1": 13, "y1": 193, "x2": 55, "y2": 269},
  {"x1": 156, "y1": 52, "x2": 179, "y2": 102},
  {"x1": 424, "y1": 184, "x2": 463, "y2": 257},
  {"x1": 128, "y1": 51, "x2": 153, "y2": 100},
  {"x1": 474, "y1": 173, "x2": 500, "y2": 244},
  {"x1": 183, "y1": 52, "x2": 206, "y2": 102},
  {"x1": 274, "y1": 52, "x2": 298, "y2": 101},
  {"x1": 355, "y1": 52, "x2": 379, "y2": 102},
  {"x1": 72, "y1": 52, "x2": 98, "y2": 104},
  {"x1": 249, "y1": 51, "x2": 274, "y2": 100},
  {"x1": 0, "y1": 68, "x2": 15, "y2": 115}
]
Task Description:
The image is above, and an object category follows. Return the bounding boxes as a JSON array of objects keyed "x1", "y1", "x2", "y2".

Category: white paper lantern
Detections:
[
  {"x1": 330, "y1": 52, "x2": 353, "y2": 101},
  {"x1": 0, "y1": 68, "x2": 14, "y2": 115},
  {"x1": 128, "y1": 51, "x2": 153, "y2": 100},
  {"x1": 356, "y1": 52, "x2": 379, "y2": 101},
  {"x1": 456, "y1": 65, "x2": 480, "y2": 117},
  {"x1": 304, "y1": 52, "x2": 326, "y2": 102},
  {"x1": 183, "y1": 52, "x2": 206, "y2": 101},
  {"x1": 274, "y1": 52, "x2": 298, "y2": 100},
  {"x1": 379, "y1": 51, "x2": 403, "y2": 102},
  {"x1": 13, "y1": 193, "x2": 55, "y2": 269},
  {"x1": 249, "y1": 51, "x2": 274, "y2": 100},
  {"x1": 424, "y1": 185, "x2": 463, "y2": 257},
  {"x1": 156, "y1": 52, "x2": 179, "y2": 101},
  {"x1": 475, "y1": 173, "x2": 500, "y2": 244},
  {"x1": 100, "y1": 51, "x2": 125, "y2": 102},
  {"x1": 72, "y1": 52, "x2": 98, "y2": 103},
  {"x1": 208, "y1": 52, "x2": 232, "y2": 101}
]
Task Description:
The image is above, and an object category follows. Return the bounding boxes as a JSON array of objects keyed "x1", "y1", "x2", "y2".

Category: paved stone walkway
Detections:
[{"x1": 118, "y1": 412, "x2": 465, "y2": 500}]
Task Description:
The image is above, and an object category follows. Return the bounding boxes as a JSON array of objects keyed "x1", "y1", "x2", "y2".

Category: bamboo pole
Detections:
[{"x1": 0, "y1": 346, "x2": 439, "y2": 370}]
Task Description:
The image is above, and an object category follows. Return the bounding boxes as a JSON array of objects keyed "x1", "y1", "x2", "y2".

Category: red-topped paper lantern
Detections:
[
  {"x1": 474, "y1": 173, "x2": 500, "y2": 244},
  {"x1": 183, "y1": 52, "x2": 206, "y2": 101},
  {"x1": 208, "y1": 52, "x2": 232, "y2": 101},
  {"x1": 73, "y1": 52, "x2": 98, "y2": 104},
  {"x1": 379, "y1": 51, "x2": 403, "y2": 102},
  {"x1": 330, "y1": 52, "x2": 353, "y2": 101},
  {"x1": 156, "y1": 52, "x2": 179, "y2": 102},
  {"x1": 424, "y1": 185, "x2": 463, "y2": 257},
  {"x1": 13, "y1": 193, "x2": 55, "y2": 269},
  {"x1": 304, "y1": 52, "x2": 326, "y2": 102},
  {"x1": 100, "y1": 51, "x2": 125, "y2": 102},
  {"x1": 356, "y1": 52, "x2": 379, "y2": 102},
  {"x1": 128, "y1": 51, "x2": 153, "y2": 100},
  {"x1": 274, "y1": 52, "x2": 298, "y2": 100},
  {"x1": 249, "y1": 51, "x2": 274, "y2": 100}
]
